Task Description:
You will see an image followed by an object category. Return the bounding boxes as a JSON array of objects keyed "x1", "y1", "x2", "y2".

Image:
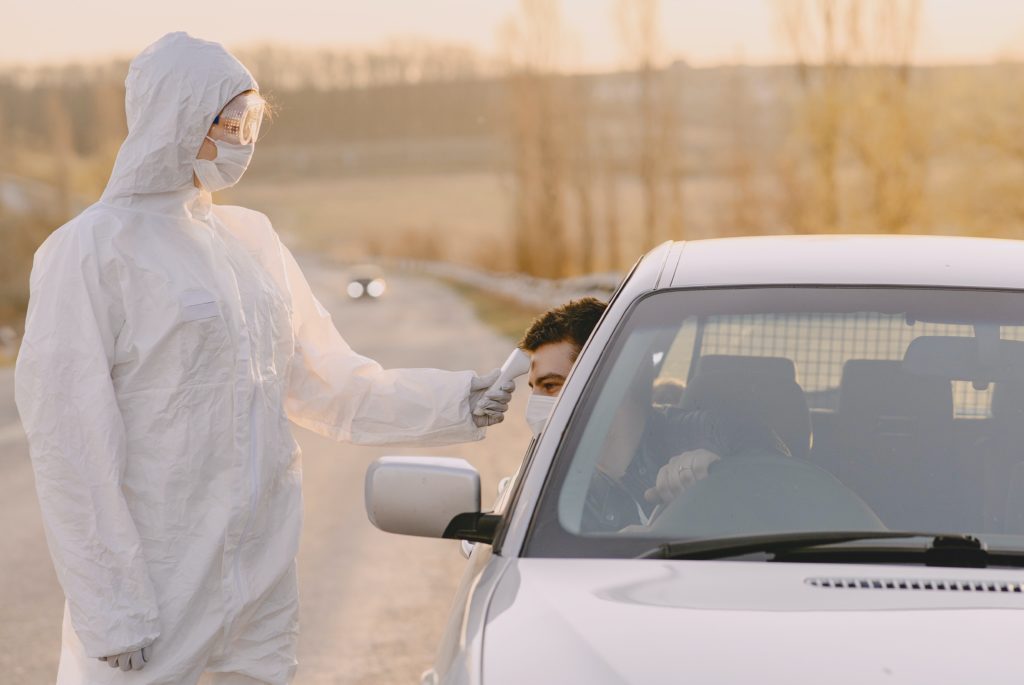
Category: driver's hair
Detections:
[{"x1": 519, "y1": 297, "x2": 607, "y2": 360}]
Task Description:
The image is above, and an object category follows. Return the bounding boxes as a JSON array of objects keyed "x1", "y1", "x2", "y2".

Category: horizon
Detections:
[
  {"x1": 6, "y1": 44, "x2": 1024, "y2": 78},
  {"x1": 5, "y1": 0, "x2": 1024, "y2": 70}
]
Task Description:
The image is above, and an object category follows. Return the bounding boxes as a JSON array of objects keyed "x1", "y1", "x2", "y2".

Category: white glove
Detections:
[
  {"x1": 99, "y1": 643, "x2": 152, "y2": 672},
  {"x1": 470, "y1": 369, "x2": 516, "y2": 428},
  {"x1": 645, "y1": 449, "x2": 720, "y2": 505}
]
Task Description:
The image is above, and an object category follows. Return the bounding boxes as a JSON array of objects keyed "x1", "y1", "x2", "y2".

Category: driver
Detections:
[
  {"x1": 584, "y1": 374, "x2": 792, "y2": 533},
  {"x1": 516, "y1": 301, "x2": 791, "y2": 533}
]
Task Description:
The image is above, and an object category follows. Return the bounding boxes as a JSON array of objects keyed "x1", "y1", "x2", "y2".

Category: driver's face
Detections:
[
  {"x1": 528, "y1": 341, "x2": 578, "y2": 397},
  {"x1": 529, "y1": 339, "x2": 649, "y2": 480}
]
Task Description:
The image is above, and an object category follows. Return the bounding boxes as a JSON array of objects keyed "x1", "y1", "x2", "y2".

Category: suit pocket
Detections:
[
  {"x1": 181, "y1": 289, "x2": 221, "y2": 322},
  {"x1": 178, "y1": 290, "x2": 231, "y2": 382}
]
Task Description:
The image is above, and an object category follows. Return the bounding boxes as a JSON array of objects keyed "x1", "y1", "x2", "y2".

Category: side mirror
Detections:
[
  {"x1": 460, "y1": 474, "x2": 517, "y2": 559},
  {"x1": 365, "y1": 456, "x2": 485, "y2": 539}
]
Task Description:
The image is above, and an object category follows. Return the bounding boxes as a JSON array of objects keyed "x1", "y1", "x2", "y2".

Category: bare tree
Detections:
[
  {"x1": 237, "y1": 42, "x2": 486, "y2": 91},
  {"x1": 845, "y1": 0, "x2": 925, "y2": 232},
  {"x1": 500, "y1": 0, "x2": 572, "y2": 277},
  {"x1": 617, "y1": 0, "x2": 660, "y2": 247},
  {"x1": 774, "y1": 0, "x2": 924, "y2": 233},
  {"x1": 775, "y1": 0, "x2": 856, "y2": 231},
  {"x1": 46, "y1": 89, "x2": 74, "y2": 221},
  {"x1": 0, "y1": 99, "x2": 7, "y2": 187},
  {"x1": 594, "y1": 107, "x2": 623, "y2": 270},
  {"x1": 723, "y1": 63, "x2": 761, "y2": 234},
  {"x1": 615, "y1": 0, "x2": 684, "y2": 248},
  {"x1": 565, "y1": 76, "x2": 597, "y2": 273},
  {"x1": 616, "y1": 0, "x2": 661, "y2": 246},
  {"x1": 661, "y1": 64, "x2": 685, "y2": 240}
]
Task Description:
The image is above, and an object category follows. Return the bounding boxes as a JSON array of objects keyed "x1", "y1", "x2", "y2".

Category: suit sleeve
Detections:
[
  {"x1": 14, "y1": 226, "x2": 160, "y2": 657},
  {"x1": 278, "y1": 243, "x2": 485, "y2": 446}
]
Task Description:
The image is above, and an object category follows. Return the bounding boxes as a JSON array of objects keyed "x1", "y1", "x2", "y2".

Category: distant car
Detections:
[
  {"x1": 346, "y1": 265, "x2": 387, "y2": 300},
  {"x1": 366, "y1": 236, "x2": 1024, "y2": 684}
]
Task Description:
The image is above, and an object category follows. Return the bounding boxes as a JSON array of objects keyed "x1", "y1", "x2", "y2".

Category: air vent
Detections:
[{"x1": 806, "y1": 577, "x2": 1024, "y2": 593}]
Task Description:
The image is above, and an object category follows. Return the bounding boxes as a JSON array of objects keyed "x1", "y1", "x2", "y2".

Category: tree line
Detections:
[{"x1": 3, "y1": 0, "x2": 1024, "y2": 302}]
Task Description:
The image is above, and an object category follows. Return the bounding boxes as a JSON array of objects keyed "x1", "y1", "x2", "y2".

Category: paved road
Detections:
[{"x1": 0, "y1": 258, "x2": 532, "y2": 684}]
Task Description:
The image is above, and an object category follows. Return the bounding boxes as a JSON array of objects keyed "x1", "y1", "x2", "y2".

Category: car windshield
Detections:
[{"x1": 525, "y1": 286, "x2": 1024, "y2": 559}]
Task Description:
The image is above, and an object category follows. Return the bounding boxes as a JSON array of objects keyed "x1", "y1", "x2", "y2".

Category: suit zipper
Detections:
[{"x1": 233, "y1": 381, "x2": 260, "y2": 601}]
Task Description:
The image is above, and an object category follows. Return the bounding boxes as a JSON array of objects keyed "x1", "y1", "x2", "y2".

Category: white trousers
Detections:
[{"x1": 198, "y1": 673, "x2": 271, "y2": 685}]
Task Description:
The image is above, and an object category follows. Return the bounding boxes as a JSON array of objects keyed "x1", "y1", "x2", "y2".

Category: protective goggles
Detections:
[{"x1": 209, "y1": 92, "x2": 265, "y2": 146}]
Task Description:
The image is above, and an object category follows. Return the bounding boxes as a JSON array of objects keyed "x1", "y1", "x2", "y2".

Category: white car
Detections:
[
  {"x1": 346, "y1": 264, "x2": 387, "y2": 300},
  {"x1": 366, "y1": 236, "x2": 1024, "y2": 684}
]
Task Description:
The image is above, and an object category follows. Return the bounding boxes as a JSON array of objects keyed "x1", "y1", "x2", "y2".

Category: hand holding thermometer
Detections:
[{"x1": 473, "y1": 348, "x2": 531, "y2": 416}]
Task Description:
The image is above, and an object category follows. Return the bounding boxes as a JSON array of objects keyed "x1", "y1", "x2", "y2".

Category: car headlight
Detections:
[
  {"x1": 366, "y1": 279, "x2": 387, "y2": 298},
  {"x1": 347, "y1": 281, "x2": 365, "y2": 298}
]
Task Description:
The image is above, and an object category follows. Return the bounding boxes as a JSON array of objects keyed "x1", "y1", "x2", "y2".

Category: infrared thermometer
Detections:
[{"x1": 473, "y1": 348, "x2": 532, "y2": 416}]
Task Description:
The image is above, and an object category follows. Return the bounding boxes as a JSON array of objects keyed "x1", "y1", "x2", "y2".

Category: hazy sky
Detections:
[{"x1": 5, "y1": 0, "x2": 1024, "y2": 68}]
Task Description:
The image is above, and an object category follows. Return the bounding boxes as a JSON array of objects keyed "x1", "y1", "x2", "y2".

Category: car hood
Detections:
[{"x1": 481, "y1": 559, "x2": 1024, "y2": 684}]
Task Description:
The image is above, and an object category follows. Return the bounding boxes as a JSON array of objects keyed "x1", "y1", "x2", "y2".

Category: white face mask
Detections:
[
  {"x1": 193, "y1": 136, "x2": 254, "y2": 192},
  {"x1": 525, "y1": 393, "x2": 558, "y2": 436}
]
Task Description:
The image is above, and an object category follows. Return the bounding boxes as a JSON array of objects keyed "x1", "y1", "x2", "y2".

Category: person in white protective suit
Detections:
[{"x1": 14, "y1": 32, "x2": 513, "y2": 685}]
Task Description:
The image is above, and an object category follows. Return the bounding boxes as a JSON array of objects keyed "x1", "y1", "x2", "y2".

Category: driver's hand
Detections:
[{"x1": 645, "y1": 449, "x2": 720, "y2": 505}]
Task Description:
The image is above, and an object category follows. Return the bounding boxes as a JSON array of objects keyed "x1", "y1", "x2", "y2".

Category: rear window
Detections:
[{"x1": 663, "y1": 312, "x2": 1024, "y2": 418}]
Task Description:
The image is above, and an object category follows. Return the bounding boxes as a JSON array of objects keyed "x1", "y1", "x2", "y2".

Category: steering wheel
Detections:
[{"x1": 644, "y1": 451, "x2": 883, "y2": 537}]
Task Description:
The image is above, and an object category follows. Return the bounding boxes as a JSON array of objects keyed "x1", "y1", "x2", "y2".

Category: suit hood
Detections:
[{"x1": 101, "y1": 32, "x2": 257, "y2": 201}]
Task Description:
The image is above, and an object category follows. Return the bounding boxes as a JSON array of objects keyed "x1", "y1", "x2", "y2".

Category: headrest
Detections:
[
  {"x1": 652, "y1": 377, "x2": 686, "y2": 406},
  {"x1": 992, "y1": 382, "x2": 1024, "y2": 421},
  {"x1": 682, "y1": 356, "x2": 810, "y2": 458},
  {"x1": 839, "y1": 359, "x2": 952, "y2": 422},
  {"x1": 696, "y1": 355, "x2": 797, "y2": 384}
]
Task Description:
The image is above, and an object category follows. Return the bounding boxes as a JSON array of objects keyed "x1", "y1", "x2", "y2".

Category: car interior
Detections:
[
  {"x1": 653, "y1": 345, "x2": 1024, "y2": 536},
  {"x1": 544, "y1": 288, "x2": 1024, "y2": 549}
]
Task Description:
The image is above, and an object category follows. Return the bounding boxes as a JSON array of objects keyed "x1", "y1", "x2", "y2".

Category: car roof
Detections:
[{"x1": 642, "y1": 235, "x2": 1024, "y2": 290}]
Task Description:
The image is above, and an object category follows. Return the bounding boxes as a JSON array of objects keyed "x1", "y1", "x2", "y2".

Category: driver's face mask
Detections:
[
  {"x1": 193, "y1": 92, "x2": 264, "y2": 192},
  {"x1": 525, "y1": 393, "x2": 558, "y2": 436}
]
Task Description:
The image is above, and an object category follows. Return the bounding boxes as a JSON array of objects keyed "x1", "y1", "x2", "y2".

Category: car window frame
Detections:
[
  {"x1": 521, "y1": 284, "x2": 1024, "y2": 559},
  {"x1": 490, "y1": 436, "x2": 539, "y2": 555}
]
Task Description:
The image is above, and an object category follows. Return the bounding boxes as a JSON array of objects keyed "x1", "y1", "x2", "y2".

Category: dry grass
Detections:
[
  {"x1": 434, "y1": 277, "x2": 543, "y2": 343},
  {"x1": 218, "y1": 170, "x2": 767, "y2": 276},
  {"x1": 221, "y1": 173, "x2": 518, "y2": 269}
]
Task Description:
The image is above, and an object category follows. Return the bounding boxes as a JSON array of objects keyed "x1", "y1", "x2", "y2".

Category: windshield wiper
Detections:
[
  {"x1": 640, "y1": 530, "x2": 924, "y2": 560},
  {"x1": 639, "y1": 531, "x2": 1024, "y2": 568}
]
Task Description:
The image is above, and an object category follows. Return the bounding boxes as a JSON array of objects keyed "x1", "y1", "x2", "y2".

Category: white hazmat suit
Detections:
[{"x1": 15, "y1": 32, "x2": 493, "y2": 685}]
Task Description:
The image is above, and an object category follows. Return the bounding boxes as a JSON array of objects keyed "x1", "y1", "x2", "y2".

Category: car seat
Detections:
[
  {"x1": 682, "y1": 355, "x2": 811, "y2": 459},
  {"x1": 976, "y1": 382, "x2": 1024, "y2": 532},
  {"x1": 834, "y1": 360, "x2": 954, "y2": 530}
]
